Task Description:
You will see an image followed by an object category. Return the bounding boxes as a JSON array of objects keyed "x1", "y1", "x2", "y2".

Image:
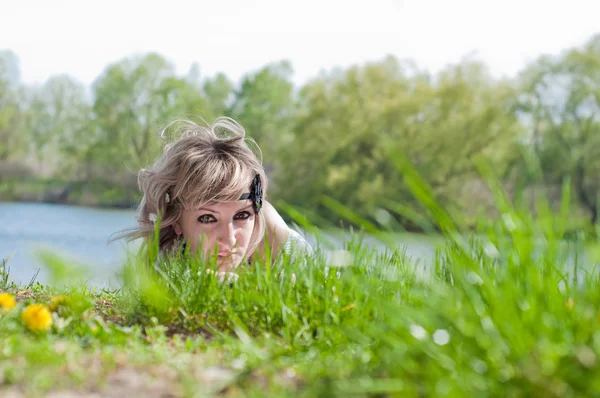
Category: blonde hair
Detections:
[{"x1": 116, "y1": 116, "x2": 268, "y2": 256}]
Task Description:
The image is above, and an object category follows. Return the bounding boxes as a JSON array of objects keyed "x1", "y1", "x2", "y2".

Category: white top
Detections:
[{"x1": 279, "y1": 229, "x2": 313, "y2": 263}]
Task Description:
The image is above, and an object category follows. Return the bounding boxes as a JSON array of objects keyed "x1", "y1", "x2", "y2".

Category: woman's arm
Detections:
[{"x1": 253, "y1": 201, "x2": 291, "y2": 263}]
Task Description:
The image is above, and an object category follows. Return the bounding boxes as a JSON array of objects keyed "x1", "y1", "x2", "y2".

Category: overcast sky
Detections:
[{"x1": 1, "y1": 0, "x2": 599, "y2": 87}]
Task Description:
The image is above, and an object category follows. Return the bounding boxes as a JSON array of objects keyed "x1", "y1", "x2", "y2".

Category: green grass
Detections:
[{"x1": 2, "y1": 166, "x2": 600, "y2": 397}]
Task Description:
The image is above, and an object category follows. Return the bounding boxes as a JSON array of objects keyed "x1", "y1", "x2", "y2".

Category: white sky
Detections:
[{"x1": 1, "y1": 0, "x2": 599, "y2": 87}]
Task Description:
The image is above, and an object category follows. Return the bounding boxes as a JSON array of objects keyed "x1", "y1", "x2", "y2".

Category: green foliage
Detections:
[
  {"x1": 229, "y1": 60, "x2": 296, "y2": 170},
  {"x1": 0, "y1": 50, "x2": 27, "y2": 161},
  {"x1": 202, "y1": 72, "x2": 234, "y2": 118},
  {"x1": 515, "y1": 34, "x2": 600, "y2": 226},
  {"x1": 272, "y1": 56, "x2": 523, "y2": 229},
  {"x1": 92, "y1": 53, "x2": 211, "y2": 170}
]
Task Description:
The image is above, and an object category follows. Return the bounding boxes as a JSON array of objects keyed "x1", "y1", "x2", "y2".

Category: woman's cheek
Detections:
[
  {"x1": 241, "y1": 221, "x2": 255, "y2": 246},
  {"x1": 185, "y1": 226, "x2": 210, "y2": 254}
]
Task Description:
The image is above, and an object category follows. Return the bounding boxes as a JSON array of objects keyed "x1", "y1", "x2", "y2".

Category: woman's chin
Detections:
[{"x1": 217, "y1": 258, "x2": 239, "y2": 272}]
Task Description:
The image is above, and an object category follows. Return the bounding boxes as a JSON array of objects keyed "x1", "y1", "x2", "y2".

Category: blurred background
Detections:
[{"x1": 1, "y1": 0, "x2": 599, "y2": 286}]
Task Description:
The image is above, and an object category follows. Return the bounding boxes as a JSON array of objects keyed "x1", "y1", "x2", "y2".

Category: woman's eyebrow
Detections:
[
  {"x1": 197, "y1": 208, "x2": 218, "y2": 214},
  {"x1": 237, "y1": 204, "x2": 253, "y2": 212}
]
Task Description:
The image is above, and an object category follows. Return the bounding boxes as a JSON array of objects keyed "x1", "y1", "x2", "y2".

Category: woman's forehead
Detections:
[{"x1": 191, "y1": 199, "x2": 253, "y2": 212}]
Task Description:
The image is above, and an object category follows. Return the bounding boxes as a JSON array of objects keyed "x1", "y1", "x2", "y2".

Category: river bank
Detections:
[{"x1": 0, "y1": 179, "x2": 138, "y2": 210}]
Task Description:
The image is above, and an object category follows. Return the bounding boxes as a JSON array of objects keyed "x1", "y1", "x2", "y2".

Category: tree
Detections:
[
  {"x1": 276, "y1": 56, "x2": 521, "y2": 228},
  {"x1": 0, "y1": 50, "x2": 26, "y2": 161},
  {"x1": 202, "y1": 73, "x2": 234, "y2": 118},
  {"x1": 22, "y1": 74, "x2": 90, "y2": 177},
  {"x1": 229, "y1": 61, "x2": 296, "y2": 175},
  {"x1": 92, "y1": 53, "x2": 210, "y2": 179},
  {"x1": 517, "y1": 34, "x2": 600, "y2": 224}
]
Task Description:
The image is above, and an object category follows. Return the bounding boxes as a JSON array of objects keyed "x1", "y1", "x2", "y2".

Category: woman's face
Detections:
[{"x1": 174, "y1": 199, "x2": 256, "y2": 272}]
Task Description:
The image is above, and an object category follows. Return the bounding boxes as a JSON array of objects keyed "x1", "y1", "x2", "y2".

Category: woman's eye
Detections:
[
  {"x1": 197, "y1": 214, "x2": 216, "y2": 223},
  {"x1": 235, "y1": 211, "x2": 251, "y2": 220}
]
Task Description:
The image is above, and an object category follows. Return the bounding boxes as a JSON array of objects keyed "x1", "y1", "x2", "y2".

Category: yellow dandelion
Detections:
[
  {"x1": 21, "y1": 304, "x2": 52, "y2": 332},
  {"x1": 49, "y1": 296, "x2": 69, "y2": 312},
  {"x1": 566, "y1": 297, "x2": 575, "y2": 309},
  {"x1": 0, "y1": 293, "x2": 16, "y2": 313}
]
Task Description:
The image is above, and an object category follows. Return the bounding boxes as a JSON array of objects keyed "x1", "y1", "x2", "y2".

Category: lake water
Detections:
[
  {"x1": 0, "y1": 202, "x2": 440, "y2": 288},
  {"x1": 0, "y1": 202, "x2": 141, "y2": 288}
]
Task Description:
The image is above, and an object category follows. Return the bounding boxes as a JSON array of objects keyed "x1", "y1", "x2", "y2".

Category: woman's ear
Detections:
[{"x1": 174, "y1": 222, "x2": 182, "y2": 236}]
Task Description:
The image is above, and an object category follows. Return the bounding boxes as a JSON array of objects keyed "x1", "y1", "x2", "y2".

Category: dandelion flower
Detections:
[
  {"x1": 483, "y1": 242, "x2": 500, "y2": 259},
  {"x1": 216, "y1": 272, "x2": 239, "y2": 284},
  {"x1": 21, "y1": 304, "x2": 52, "y2": 332},
  {"x1": 433, "y1": 329, "x2": 451, "y2": 345},
  {"x1": 409, "y1": 324, "x2": 428, "y2": 340},
  {"x1": 49, "y1": 296, "x2": 69, "y2": 312},
  {"x1": 566, "y1": 297, "x2": 575, "y2": 309},
  {"x1": 0, "y1": 293, "x2": 16, "y2": 313}
]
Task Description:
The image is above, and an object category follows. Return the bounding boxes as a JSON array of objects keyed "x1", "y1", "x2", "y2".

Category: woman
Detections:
[{"x1": 117, "y1": 116, "x2": 311, "y2": 272}]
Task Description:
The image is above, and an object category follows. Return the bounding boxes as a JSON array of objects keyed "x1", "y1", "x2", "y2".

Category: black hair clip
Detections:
[{"x1": 239, "y1": 174, "x2": 263, "y2": 214}]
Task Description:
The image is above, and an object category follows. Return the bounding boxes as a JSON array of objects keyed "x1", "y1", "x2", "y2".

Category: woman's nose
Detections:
[{"x1": 217, "y1": 222, "x2": 236, "y2": 250}]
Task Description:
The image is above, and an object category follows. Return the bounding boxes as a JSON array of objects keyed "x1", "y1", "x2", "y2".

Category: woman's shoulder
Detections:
[
  {"x1": 282, "y1": 228, "x2": 312, "y2": 253},
  {"x1": 278, "y1": 227, "x2": 313, "y2": 266},
  {"x1": 255, "y1": 201, "x2": 313, "y2": 263}
]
